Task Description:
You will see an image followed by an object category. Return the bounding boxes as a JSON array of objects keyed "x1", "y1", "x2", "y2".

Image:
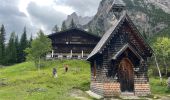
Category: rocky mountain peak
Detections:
[
  {"x1": 64, "y1": 12, "x2": 93, "y2": 28},
  {"x1": 85, "y1": 0, "x2": 170, "y2": 36},
  {"x1": 64, "y1": 0, "x2": 170, "y2": 37},
  {"x1": 68, "y1": 12, "x2": 78, "y2": 19}
]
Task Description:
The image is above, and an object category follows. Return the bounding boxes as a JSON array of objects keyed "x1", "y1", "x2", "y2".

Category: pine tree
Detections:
[
  {"x1": 88, "y1": 27, "x2": 93, "y2": 33},
  {"x1": 69, "y1": 19, "x2": 76, "y2": 28},
  {"x1": 15, "y1": 35, "x2": 19, "y2": 63},
  {"x1": 52, "y1": 24, "x2": 59, "y2": 33},
  {"x1": 28, "y1": 34, "x2": 33, "y2": 48},
  {"x1": 19, "y1": 27, "x2": 28, "y2": 63},
  {"x1": 0, "y1": 24, "x2": 6, "y2": 65},
  {"x1": 61, "y1": 21, "x2": 67, "y2": 31},
  {"x1": 6, "y1": 32, "x2": 17, "y2": 65}
]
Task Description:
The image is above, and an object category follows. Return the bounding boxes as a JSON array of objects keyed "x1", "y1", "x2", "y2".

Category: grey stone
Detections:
[{"x1": 86, "y1": 90, "x2": 103, "y2": 99}]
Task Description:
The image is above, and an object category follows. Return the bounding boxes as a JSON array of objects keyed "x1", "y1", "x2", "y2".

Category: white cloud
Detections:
[
  {"x1": 18, "y1": 0, "x2": 75, "y2": 35},
  {"x1": 53, "y1": 5, "x2": 74, "y2": 15},
  {"x1": 0, "y1": 0, "x2": 102, "y2": 39},
  {"x1": 18, "y1": 0, "x2": 75, "y2": 16},
  {"x1": 27, "y1": 2, "x2": 67, "y2": 34},
  {"x1": 55, "y1": 0, "x2": 101, "y2": 16}
]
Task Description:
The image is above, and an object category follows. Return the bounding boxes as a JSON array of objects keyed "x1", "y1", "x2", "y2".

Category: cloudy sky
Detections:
[{"x1": 0, "y1": 0, "x2": 101, "y2": 39}]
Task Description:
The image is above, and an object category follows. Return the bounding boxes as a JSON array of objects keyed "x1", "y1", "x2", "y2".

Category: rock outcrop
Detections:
[{"x1": 64, "y1": 12, "x2": 93, "y2": 28}]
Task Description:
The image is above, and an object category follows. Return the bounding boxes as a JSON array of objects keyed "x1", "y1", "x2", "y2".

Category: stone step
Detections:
[
  {"x1": 121, "y1": 92, "x2": 134, "y2": 96},
  {"x1": 120, "y1": 95, "x2": 140, "y2": 99}
]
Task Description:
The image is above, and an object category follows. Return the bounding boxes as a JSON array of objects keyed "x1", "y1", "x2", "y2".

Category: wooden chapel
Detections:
[{"x1": 87, "y1": 0, "x2": 153, "y2": 97}]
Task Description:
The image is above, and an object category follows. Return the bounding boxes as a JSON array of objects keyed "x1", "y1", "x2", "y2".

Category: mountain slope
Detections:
[{"x1": 85, "y1": 0, "x2": 170, "y2": 36}]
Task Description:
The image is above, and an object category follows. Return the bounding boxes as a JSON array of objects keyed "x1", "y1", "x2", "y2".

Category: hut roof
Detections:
[
  {"x1": 87, "y1": 12, "x2": 153, "y2": 60},
  {"x1": 48, "y1": 28, "x2": 100, "y2": 39}
]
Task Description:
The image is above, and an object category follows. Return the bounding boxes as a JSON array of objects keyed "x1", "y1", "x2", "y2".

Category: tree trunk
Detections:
[
  {"x1": 154, "y1": 53, "x2": 163, "y2": 83},
  {"x1": 163, "y1": 57, "x2": 168, "y2": 76}
]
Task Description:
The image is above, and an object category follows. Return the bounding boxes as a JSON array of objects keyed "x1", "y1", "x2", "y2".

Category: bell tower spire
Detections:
[{"x1": 110, "y1": 0, "x2": 126, "y2": 19}]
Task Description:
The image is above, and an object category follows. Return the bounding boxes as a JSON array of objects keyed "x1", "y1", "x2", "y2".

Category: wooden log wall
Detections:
[
  {"x1": 90, "y1": 25, "x2": 151, "y2": 97},
  {"x1": 90, "y1": 55, "x2": 104, "y2": 96},
  {"x1": 134, "y1": 61, "x2": 150, "y2": 96}
]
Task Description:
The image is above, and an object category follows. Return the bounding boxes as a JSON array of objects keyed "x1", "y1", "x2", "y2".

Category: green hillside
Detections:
[
  {"x1": 0, "y1": 60, "x2": 169, "y2": 100},
  {"x1": 0, "y1": 60, "x2": 92, "y2": 100}
]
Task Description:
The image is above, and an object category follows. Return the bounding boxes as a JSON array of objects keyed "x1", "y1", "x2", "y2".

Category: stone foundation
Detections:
[
  {"x1": 90, "y1": 82, "x2": 103, "y2": 96},
  {"x1": 103, "y1": 83, "x2": 120, "y2": 97},
  {"x1": 134, "y1": 83, "x2": 151, "y2": 96},
  {"x1": 91, "y1": 82, "x2": 150, "y2": 97}
]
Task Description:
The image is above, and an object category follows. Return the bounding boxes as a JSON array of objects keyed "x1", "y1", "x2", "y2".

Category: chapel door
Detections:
[{"x1": 118, "y1": 58, "x2": 134, "y2": 92}]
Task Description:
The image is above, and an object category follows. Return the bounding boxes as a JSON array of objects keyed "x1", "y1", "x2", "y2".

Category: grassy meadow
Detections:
[
  {"x1": 0, "y1": 60, "x2": 92, "y2": 100},
  {"x1": 0, "y1": 60, "x2": 169, "y2": 100}
]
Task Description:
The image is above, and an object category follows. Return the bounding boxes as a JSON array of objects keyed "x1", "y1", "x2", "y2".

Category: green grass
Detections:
[
  {"x1": 150, "y1": 77, "x2": 170, "y2": 95},
  {"x1": 0, "y1": 60, "x2": 91, "y2": 100},
  {"x1": 0, "y1": 60, "x2": 169, "y2": 100}
]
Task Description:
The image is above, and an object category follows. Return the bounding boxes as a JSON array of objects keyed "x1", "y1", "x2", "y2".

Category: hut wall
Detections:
[
  {"x1": 90, "y1": 82, "x2": 104, "y2": 96},
  {"x1": 90, "y1": 27, "x2": 151, "y2": 97},
  {"x1": 49, "y1": 29, "x2": 100, "y2": 59},
  {"x1": 103, "y1": 82, "x2": 121, "y2": 97},
  {"x1": 134, "y1": 61, "x2": 150, "y2": 96},
  {"x1": 101, "y1": 33, "x2": 124, "y2": 96},
  {"x1": 90, "y1": 56, "x2": 104, "y2": 96}
]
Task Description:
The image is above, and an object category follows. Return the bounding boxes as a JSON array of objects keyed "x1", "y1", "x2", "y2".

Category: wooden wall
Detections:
[{"x1": 48, "y1": 29, "x2": 100, "y2": 59}]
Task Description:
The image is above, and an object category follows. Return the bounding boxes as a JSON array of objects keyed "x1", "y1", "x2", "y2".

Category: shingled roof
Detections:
[
  {"x1": 87, "y1": 12, "x2": 126, "y2": 60},
  {"x1": 87, "y1": 12, "x2": 153, "y2": 60},
  {"x1": 48, "y1": 28, "x2": 100, "y2": 39}
]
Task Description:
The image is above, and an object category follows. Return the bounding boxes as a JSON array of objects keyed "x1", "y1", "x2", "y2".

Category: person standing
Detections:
[
  {"x1": 64, "y1": 64, "x2": 68, "y2": 73},
  {"x1": 52, "y1": 68, "x2": 57, "y2": 78}
]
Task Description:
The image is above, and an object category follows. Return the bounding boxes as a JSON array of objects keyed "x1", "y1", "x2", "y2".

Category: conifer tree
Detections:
[
  {"x1": 28, "y1": 34, "x2": 33, "y2": 48},
  {"x1": 0, "y1": 24, "x2": 6, "y2": 65},
  {"x1": 15, "y1": 35, "x2": 19, "y2": 63},
  {"x1": 61, "y1": 21, "x2": 67, "y2": 31},
  {"x1": 19, "y1": 27, "x2": 28, "y2": 62},
  {"x1": 6, "y1": 32, "x2": 17, "y2": 65},
  {"x1": 52, "y1": 24, "x2": 59, "y2": 33},
  {"x1": 88, "y1": 27, "x2": 93, "y2": 33},
  {"x1": 69, "y1": 19, "x2": 76, "y2": 28}
]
